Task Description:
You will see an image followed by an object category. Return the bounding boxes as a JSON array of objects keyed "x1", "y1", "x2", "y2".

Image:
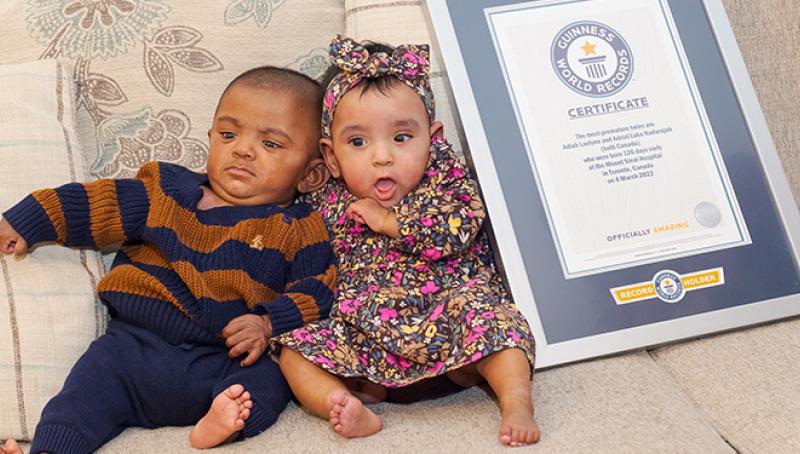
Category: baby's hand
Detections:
[
  {"x1": 0, "y1": 218, "x2": 27, "y2": 260},
  {"x1": 346, "y1": 199, "x2": 399, "y2": 238},
  {"x1": 222, "y1": 314, "x2": 272, "y2": 367}
]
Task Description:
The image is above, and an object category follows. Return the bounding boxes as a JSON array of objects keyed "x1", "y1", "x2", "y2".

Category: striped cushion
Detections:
[
  {"x1": 345, "y1": 0, "x2": 465, "y2": 154},
  {"x1": 0, "y1": 59, "x2": 107, "y2": 441}
]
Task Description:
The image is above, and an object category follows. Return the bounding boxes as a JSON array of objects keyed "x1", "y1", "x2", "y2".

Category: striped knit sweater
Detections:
[{"x1": 3, "y1": 161, "x2": 336, "y2": 345}]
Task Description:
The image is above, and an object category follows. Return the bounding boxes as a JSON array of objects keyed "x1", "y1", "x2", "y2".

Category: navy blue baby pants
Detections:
[{"x1": 29, "y1": 319, "x2": 290, "y2": 454}]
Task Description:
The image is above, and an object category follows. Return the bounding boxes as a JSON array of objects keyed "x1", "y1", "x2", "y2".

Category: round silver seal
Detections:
[
  {"x1": 694, "y1": 201, "x2": 722, "y2": 228},
  {"x1": 653, "y1": 269, "x2": 685, "y2": 303},
  {"x1": 551, "y1": 21, "x2": 634, "y2": 98}
]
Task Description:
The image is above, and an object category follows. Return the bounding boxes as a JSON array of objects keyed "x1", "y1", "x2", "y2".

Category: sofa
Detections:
[{"x1": 1, "y1": 1, "x2": 798, "y2": 452}]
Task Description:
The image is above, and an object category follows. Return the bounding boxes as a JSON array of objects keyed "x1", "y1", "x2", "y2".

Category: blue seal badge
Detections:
[
  {"x1": 653, "y1": 270, "x2": 685, "y2": 303},
  {"x1": 551, "y1": 21, "x2": 634, "y2": 98}
]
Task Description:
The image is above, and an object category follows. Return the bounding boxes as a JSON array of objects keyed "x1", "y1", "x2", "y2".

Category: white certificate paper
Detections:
[{"x1": 486, "y1": 0, "x2": 750, "y2": 278}]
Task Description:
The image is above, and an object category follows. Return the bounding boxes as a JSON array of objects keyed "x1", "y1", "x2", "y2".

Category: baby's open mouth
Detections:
[{"x1": 374, "y1": 178, "x2": 396, "y2": 201}]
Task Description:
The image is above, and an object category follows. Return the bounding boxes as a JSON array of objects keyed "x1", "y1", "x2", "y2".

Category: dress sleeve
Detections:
[
  {"x1": 390, "y1": 138, "x2": 486, "y2": 260},
  {"x1": 2, "y1": 163, "x2": 152, "y2": 248},
  {"x1": 254, "y1": 211, "x2": 337, "y2": 336},
  {"x1": 299, "y1": 179, "x2": 351, "y2": 228}
]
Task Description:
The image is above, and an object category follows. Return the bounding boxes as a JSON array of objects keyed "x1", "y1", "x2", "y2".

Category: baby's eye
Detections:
[
  {"x1": 263, "y1": 140, "x2": 280, "y2": 149},
  {"x1": 220, "y1": 131, "x2": 236, "y2": 140},
  {"x1": 394, "y1": 133, "x2": 412, "y2": 143},
  {"x1": 349, "y1": 137, "x2": 366, "y2": 147}
]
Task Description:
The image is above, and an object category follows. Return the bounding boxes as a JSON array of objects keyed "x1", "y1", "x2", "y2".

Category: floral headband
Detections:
[{"x1": 321, "y1": 34, "x2": 436, "y2": 139}]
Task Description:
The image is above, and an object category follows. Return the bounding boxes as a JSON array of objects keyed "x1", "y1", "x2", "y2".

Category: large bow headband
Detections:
[{"x1": 321, "y1": 35, "x2": 436, "y2": 138}]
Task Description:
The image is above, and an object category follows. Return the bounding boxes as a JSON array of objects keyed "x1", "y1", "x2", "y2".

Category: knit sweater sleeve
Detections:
[
  {"x1": 390, "y1": 139, "x2": 485, "y2": 260},
  {"x1": 254, "y1": 211, "x2": 337, "y2": 336},
  {"x1": 2, "y1": 166, "x2": 152, "y2": 248}
]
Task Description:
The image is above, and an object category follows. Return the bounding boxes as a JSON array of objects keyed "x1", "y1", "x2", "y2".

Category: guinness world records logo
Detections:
[
  {"x1": 653, "y1": 270, "x2": 685, "y2": 303},
  {"x1": 551, "y1": 21, "x2": 634, "y2": 97}
]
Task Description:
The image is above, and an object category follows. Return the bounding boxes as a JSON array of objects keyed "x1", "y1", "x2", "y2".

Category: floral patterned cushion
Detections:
[{"x1": 0, "y1": 0, "x2": 344, "y2": 179}]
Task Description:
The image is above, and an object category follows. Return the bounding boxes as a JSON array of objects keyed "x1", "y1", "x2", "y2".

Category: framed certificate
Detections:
[{"x1": 425, "y1": 0, "x2": 800, "y2": 367}]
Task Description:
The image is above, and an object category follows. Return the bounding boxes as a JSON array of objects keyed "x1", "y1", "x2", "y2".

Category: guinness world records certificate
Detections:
[
  {"x1": 488, "y1": 0, "x2": 750, "y2": 278},
  {"x1": 426, "y1": 0, "x2": 800, "y2": 367}
]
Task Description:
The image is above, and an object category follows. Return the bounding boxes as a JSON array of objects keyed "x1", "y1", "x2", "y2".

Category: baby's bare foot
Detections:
[
  {"x1": 1, "y1": 439, "x2": 23, "y2": 454},
  {"x1": 190, "y1": 384, "x2": 253, "y2": 449},
  {"x1": 499, "y1": 401, "x2": 540, "y2": 447},
  {"x1": 327, "y1": 390, "x2": 382, "y2": 438}
]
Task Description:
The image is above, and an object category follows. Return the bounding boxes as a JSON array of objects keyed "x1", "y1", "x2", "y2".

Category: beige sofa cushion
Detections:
[
  {"x1": 0, "y1": 58, "x2": 107, "y2": 441},
  {"x1": 0, "y1": 0, "x2": 344, "y2": 179}
]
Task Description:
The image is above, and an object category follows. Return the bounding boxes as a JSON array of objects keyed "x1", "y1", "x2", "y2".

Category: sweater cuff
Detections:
[
  {"x1": 255, "y1": 296, "x2": 304, "y2": 336},
  {"x1": 2, "y1": 194, "x2": 58, "y2": 245}
]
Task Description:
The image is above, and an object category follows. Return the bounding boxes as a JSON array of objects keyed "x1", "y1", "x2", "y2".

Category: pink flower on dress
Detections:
[
  {"x1": 379, "y1": 307, "x2": 398, "y2": 321},
  {"x1": 387, "y1": 250, "x2": 402, "y2": 261},
  {"x1": 508, "y1": 330, "x2": 521, "y2": 343},
  {"x1": 466, "y1": 309, "x2": 476, "y2": 326},
  {"x1": 421, "y1": 248, "x2": 442, "y2": 262},
  {"x1": 386, "y1": 353, "x2": 398, "y2": 366},
  {"x1": 471, "y1": 352, "x2": 484, "y2": 362},
  {"x1": 453, "y1": 168, "x2": 464, "y2": 178},
  {"x1": 420, "y1": 217, "x2": 435, "y2": 227},
  {"x1": 393, "y1": 271, "x2": 404, "y2": 286},
  {"x1": 359, "y1": 353, "x2": 369, "y2": 366},
  {"x1": 348, "y1": 223, "x2": 364, "y2": 236},
  {"x1": 315, "y1": 356, "x2": 334, "y2": 368},
  {"x1": 458, "y1": 194, "x2": 471, "y2": 202},
  {"x1": 398, "y1": 357, "x2": 412, "y2": 370},
  {"x1": 404, "y1": 235, "x2": 415, "y2": 246},
  {"x1": 466, "y1": 326, "x2": 488, "y2": 344},
  {"x1": 327, "y1": 191, "x2": 338, "y2": 204},
  {"x1": 431, "y1": 361, "x2": 444, "y2": 374},
  {"x1": 420, "y1": 280, "x2": 440, "y2": 295},
  {"x1": 464, "y1": 277, "x2": 480, "y2": 287},
  {"x1": 430, "y1": 303, "x2": 444, "y2": 321},
  {"x1": 482, "y1": 311, "x2": 496, "y2": 320},
  {"x1": 318, "y1": 329, "x2": 333, "y2": 337},
  {"x1": 414, "y1": 263, "x2": 430, "y2": 272},
  {"x1": 326, "y1": 340, "x2": 337, "y2": 351},
  {"x1": 336, "y1": 214, "x2": 347, "y2": 225},
  {"x1": 292, "y1": 329, "x2": 314, "y2": 343},
  {"x1": 426, "y1": 168, "x2": 441, "y2": 177},
  {"x1": 339, "y1": 298, "x2": 362, "y2": 314}
]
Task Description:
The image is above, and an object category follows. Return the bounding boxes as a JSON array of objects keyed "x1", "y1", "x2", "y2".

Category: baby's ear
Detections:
[
  {"x1": 297, "y1": 157, "x2": 330, "y2": 194},
  {"x1": 320, "y1": 138, "x2": 341, "y2": 178},
  {"x1": 430, "y1": 120, "x2": 444, "y2": 138}
]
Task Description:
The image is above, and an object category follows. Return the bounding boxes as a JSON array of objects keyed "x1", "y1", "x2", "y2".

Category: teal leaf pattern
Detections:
[
  {"x1": 93, "y1": 107, "x2": 151, "y2": 174},
  {"x1": 224, "y1": 0, "x2": 286, "y2": 28},
  {"x1": 26, "y1": 0, "x2": 170, "y2": 60}
]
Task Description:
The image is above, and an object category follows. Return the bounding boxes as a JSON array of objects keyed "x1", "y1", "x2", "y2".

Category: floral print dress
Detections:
[{"x1": 275, "y1": 137, "x2": 536, "y2": 387}]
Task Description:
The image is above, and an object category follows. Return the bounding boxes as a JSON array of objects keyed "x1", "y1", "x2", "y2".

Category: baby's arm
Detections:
[
  {"x1": 1, "y1": 165, "x2": 152, "y2": 251},
  {"x1": 253, "y1": 212, "x2": 337, "y2": 337},
  {"x1": 391, "y1": 141, "x2": 485, "y2": 259}
]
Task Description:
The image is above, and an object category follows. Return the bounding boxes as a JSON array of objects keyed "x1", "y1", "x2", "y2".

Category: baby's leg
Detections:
[
  {"x1": 279, "y1": 348, "x2": 382, "y2": 438},
  {"x1": 190, "y1": 384, "x2": 253, "y2": 449},
  {"x1": 1, "y1": 439, "x2": 22, "y2": 454},
  {"x1": 475, "y1": 348, "x2": 540, "y2": 447}
]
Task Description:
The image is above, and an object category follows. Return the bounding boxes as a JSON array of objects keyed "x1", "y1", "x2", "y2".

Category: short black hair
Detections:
[
  {"x1": 320, "y1": 41, "x2": 403, "y2": 99},
  {"x1": 218, "y1": 66, "x2": 323, "y2": 121}
]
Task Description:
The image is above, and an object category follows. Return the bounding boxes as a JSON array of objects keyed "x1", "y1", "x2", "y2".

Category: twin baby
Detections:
[{"x1": 0, "y1": 35, "x2": 539, "y2": 453}]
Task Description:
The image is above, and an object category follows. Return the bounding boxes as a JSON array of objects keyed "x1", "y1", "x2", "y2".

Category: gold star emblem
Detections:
[{"x1": 580, "y1": 40, "x2": 597, "y2": 56}]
